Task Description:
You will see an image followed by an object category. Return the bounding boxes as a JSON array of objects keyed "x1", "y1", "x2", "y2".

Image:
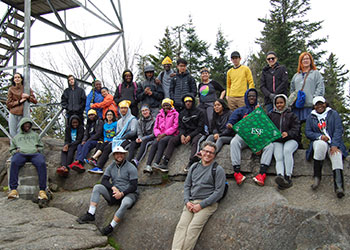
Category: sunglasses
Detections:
[{"x1": 267, "y1": 57, "x2": 276, "y2": 61}]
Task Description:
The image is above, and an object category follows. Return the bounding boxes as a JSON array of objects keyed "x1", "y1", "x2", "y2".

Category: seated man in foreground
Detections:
[
  {"x1": 76, "y1": 145, "x2": 138, "y2": 236},
  {"x1": 172, "y1": 141, "x2": 226, "y2": 250},
  {"x1": 8, "y1": 117, "x2": 48, "y2": 201}
]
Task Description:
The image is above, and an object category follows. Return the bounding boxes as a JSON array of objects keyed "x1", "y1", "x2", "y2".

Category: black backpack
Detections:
[{"x1": 192, "y1": 161, "x2": 228, "y2": 202}]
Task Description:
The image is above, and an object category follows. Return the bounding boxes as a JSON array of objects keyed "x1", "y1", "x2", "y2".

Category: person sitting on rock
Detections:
[
  {"x1": 90, "y1": 87, "x2": 118, "y2": 119},
  {"x1": 205, "y1": 99, "x2": 233, "y2": 153},
  {"x1": 94, "y1": 100, "x2": 138, "y2": 172},
  {"x1": 69, "y1": 109, "x2": 103, "y2": 173},
  {"x1": 155, "y1": 94, "x2": 206, "y2": 173},
  {"x1": 143, "y1": 98, "x2": 179, "y2": 174},
  {"x1": 305, "y1": 96, "x2": 347, "y2": 198},
  {"x1": 8, "y1": 117, "x2": 48, "y2": 201},
  {"x1": 171, "y1": 141, "x2": 226, "y2": 250},
  {"x1": 57, "y1": 115, "x2": 85, "y2": 177},
  {"x1": 228, "y1": 88, "x2": 274, "y2": 186},
  {"x1": 267, "y1": 94, "x2": 300, "y2": 189},
  {"x1": 87, "y1": 110, "x2": 118, "y2": 174},
  {"x1": 77, "y1": 145, "x2": 138, "y2": 236},
  {"x1": 127, "y1": 104, "x2": 155, "y2": 167}
]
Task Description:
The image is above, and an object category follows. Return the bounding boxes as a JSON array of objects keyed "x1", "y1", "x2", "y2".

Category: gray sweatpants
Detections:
[
  {"x1": 313, "y1": 140, "x2": 343, "y2": 170},
  {"x1": 230, "y1": 134, "x2": 274, "y2": 166},
  {"x1": 90, "y1": 184, "x2": 137, "y2": 219},
  {"x1": 206, "y1": 134, "x2": 232, "y2": 153},
  {"x1": 273, "y1": 140, "x2": 298, "y2": 177}
]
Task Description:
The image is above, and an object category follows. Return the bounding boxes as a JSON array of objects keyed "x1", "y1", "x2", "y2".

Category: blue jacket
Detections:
[
  {"x1": 305, "y1": 108, "x2": 348, "y2": 160},
  {"x1": 85, "y1": 90, "x2": 104, "y2": 118}
]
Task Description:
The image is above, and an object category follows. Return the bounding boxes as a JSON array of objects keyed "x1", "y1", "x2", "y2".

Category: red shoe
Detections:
[
  {"x1": 68, "y1": 161, "x2": 79, "y2": 169},
  {"x1": 72, "y1": 162, "x2": 85, "y2": 173},
  {"x1": 253, "y1": 173, "x2": 266, "y2": 186},
  {"x1": 56, "y1": 166, "x2": 69, "y2": 177},
  {"x1": 234, "y1": 172, "x2": 246, "y2": 186}
]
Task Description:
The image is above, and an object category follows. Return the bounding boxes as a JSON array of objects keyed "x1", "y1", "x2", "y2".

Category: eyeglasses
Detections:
[
  {"x1": 201, "y1": 149, "x2": 215, "y2": 155},
  {"x1": 267, "y1": 57, "x2": 275, "y2": 61}
]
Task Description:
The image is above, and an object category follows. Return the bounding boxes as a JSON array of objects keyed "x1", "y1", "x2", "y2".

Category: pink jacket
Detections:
[{"x1": 153, "y1": 108, "x2": 179, "y2": 137}]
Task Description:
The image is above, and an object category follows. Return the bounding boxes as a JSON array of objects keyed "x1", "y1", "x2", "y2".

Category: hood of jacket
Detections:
[
  {"x1": 68, "y1": 114, "x2": 82, "y2": 127},
  {"x1": 18, "y1": 117, "x2": 33, "y2": 133},
  {"x1": 244, "y1": 88, "x2": 258, "y2": 107},
  {"x1": 181, "y1": 93, "x2": 197, "y2": 109},
  {"x1": 118, "y1": 107, "x2": 134, "y2": 128},
  {"x1": 273, "y1": 94, "x2": 289, "y2": 113}
]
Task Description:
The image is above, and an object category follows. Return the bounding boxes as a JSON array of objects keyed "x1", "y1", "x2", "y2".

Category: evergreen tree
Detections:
[
  {"x1": 322, "y1": 53, "x2": 350, "y2": 146},
  {"x1": 172, "y1": 24, "x2": 185, "y2": 60},
  {"x1": 210, "y1": 28, "x2": 231, "y2": 87},
  {"x1": 183, "y1": 16, "x2": 210, "y2": 78},
  {"x1": 250, "y1": 0, "x2": 327, "y2": 85}
]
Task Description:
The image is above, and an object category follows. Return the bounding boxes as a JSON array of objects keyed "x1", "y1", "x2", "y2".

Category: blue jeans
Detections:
[
  {"x1": 75, "y1": 140, "x2": 97, "y2": 162},
  {"x1": 9, "y1": 153, "x2": 47, "y2": 190}
]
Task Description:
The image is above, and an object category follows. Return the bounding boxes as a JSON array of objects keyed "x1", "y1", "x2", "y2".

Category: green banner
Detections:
[{"x1": 233, "y1": 107, "x2": 281, "y2": 153}]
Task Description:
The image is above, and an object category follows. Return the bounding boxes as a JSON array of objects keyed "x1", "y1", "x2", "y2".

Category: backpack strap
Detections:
[{"x1": 211, "y1": 161, "x2": 218, "y2": 184}]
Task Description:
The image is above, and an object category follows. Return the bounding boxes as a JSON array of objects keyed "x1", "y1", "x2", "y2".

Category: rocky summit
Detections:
[{"x1": 1, "y1": 137, "x2": 350, "y2": 249}]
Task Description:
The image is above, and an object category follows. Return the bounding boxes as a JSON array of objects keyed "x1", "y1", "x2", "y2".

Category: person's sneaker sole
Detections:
[
  {"x1": 253, "y1": 177, "x2": 264, "y2": 186},
  {"x1": 152, "y1": 165, "x2": 168, "y2": 173},
  {"x1": 72, "y1": 165, "x2": 85, "y2": 173}
]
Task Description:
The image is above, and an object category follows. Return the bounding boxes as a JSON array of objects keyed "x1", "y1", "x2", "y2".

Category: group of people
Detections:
[{"x1": 5, "y1": 50, "x2": 348, "y2": 249}]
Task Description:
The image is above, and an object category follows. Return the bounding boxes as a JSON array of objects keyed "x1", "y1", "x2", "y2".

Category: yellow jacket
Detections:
[{"x1": 226, "y1": 65, "x2": 254, "y2": 97}]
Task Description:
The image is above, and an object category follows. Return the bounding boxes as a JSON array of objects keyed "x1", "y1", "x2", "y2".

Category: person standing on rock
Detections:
[
  {"x1": 172, "y1": 141, "x2": 225, "y2": 250},
  {"x1": 76, "y1": 145, "x2": 138, "y2": 236},
  {"x1": 85, "y1": 79, "x2": 104, "y2": 119},
  {"x1": 156, "y1": 56, "x2": 176, "y2": 98},
  {"x1": 8, "y1": 117, "x2": 48, "y2": 202},
  {"x1": 227, "y1": 88, "x2": 274, "y2": 186},
  {"x1": 305, "y1": 96, "x2": 347, "y2": 198}
]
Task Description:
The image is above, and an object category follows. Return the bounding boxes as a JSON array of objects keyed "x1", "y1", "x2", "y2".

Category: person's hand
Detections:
[
  {"x1": 170, "y1": 73, "x2": 176, "y2": 77},
  {"x1": 185, "y1": 136, "x2": 191, "y2": 144},
  {"x1": 62, "y1": 144, "x2": 69, "y2": 152},
  {"x1": 255, "y1": 150, "x2": 262, "y2": 156},
  {"x1": 90, "y1": 103, "x2": 93, "y2": 107},
  {"x1": 81, "y1": 141, "x2": 86, "y2": 145},
  {"x1": 21, "y1": 93, "x2": 29, "y2": 99},
  {"x1": 186, "y1": 202, "x2": 194, "y2": 212},
  {"x1": 114, "y1": 191, "x2": 124, "y2": 200},
  {"x1": 181, "y1": 135, "x2": 186, "y2": 144},
  {"x1": 330, "y1": 146, "x2": 340, "y2": 155},
  {"x1": 225, "y1": 96, "x2": 228, "y2": 101},
  {"x1": 213, "y1": 134, "x2": 219, "y2": 141},
  {"x1": 148, "y1": 89, "x2": 153, "y2": 96},
  {"x1": 281, "y1": 132, "x2": 288, "y2": 138},
  {"x1": 20, "y1": 98, "x2": 27, "y2": 103},
  {"x1": 155, "y1": 78, "x2": 161, "y2": 85},
  {"x1": 227, "y1": 123, "x2": 233, "y2": 129},
  {"x1": 136, "y1": 138, "x2": 142, "y2": 143},
  {"x1": 157, "y1": 133, "x2": 166, "y2": 141},
  {"x1": 321, "y1": 135, "x2": 329, "y2": 142},
  {"x1": 192, "y1": 204, "x2": 202, "y2": 213}
]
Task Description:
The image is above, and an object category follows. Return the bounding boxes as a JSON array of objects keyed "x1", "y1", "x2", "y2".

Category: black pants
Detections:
[
  {"x1": 61, "y1": 144, "x2": 79, "y2": 167},
  {"x1": 127, "y1": 137, "x2": 154, "y2": 162},
  {"x1": 164, "y1": 134, "x2": 204, "y2": 162},
  {"x1": 146, "y1": 136, "x2": 173, "y2": 165},
  {"x1": 97, "y1": 140, "x2": 130, "y2": 169}
]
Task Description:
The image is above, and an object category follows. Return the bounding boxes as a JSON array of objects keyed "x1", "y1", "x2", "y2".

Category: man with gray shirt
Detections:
[
  {"x1": 76, "y1": 145, "x2": 138, "y2": 236},
  {"x1": 156, "y1": 56, "x2": 175, "y2": 98},
  {"x1": 172, "y1": 141, "x2": 226, "y2": 250}
]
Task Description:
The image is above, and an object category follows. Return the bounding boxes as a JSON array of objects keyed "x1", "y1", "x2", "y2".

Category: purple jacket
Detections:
[{"x1": 153, "y1": 108, "x2": 179, "y2": 137}]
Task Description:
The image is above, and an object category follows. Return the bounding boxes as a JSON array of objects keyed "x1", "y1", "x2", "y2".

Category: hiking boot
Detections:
[
  {"x1": 88, "y1": 158, "x2": 98, "y2": 167},
  {"x1": 253, "y1": 173, "x2": 266, "y2": 186},
  {"x1": 72, "y1": 162, "x2": 85, "y2": 173},
  {"x1": 8, "y1": 189, "x2": 19, "y2": 199},
  {"x1": 77, "y1": 212, "x2": 95, "y2": 224},
  {"x1": 143, "y1": 165, "x2": 153, "y2": 174},
  {"x1": 38, "y1": 190, "x2": 48, "y2": 200},
  {"x1": 88, "y1": 167, "x2": 103, "y2": 174},
  {"x1": 234, "y1": 172, "x2": 246, "y2": 186},
  {"x1": 130, "y1": 159, "x2": 139, "y2": 168},
  {"x1": 275, "y1": 175, "x2": 293, "y2": 190},
  {"x1": 100, "y1": 225, "x2": 114, "y2": 236},
  {"x1": 311, "y1": 176, "x2": 321, "y2": 190},
  {"x1": 153, "y1": 162, "x2": 168, "y2": 173},
  {"x1": 56, "y1": 166, "x2": 69, "y2": 177},
  {"x1": 333, "y1": 169, "x2": 345, "y2": 199}
]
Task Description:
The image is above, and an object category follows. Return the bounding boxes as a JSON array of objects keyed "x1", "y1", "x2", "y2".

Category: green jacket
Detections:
[{"x1": 9, "y1": 117, "x2": 44, "y2": 155}]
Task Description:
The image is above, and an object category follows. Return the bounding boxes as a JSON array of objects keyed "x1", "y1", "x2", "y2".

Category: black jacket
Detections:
[
  {"x1": 211, "y1": 109, "x2": 232, "y2": 136},
  {"x1": 64, "y1": 115, "x2": 84, "y2": 146},
  {"x1": 61, "y1": 84, "x2": 86, "y2": 116},
  {"x1": 137, "y1": 77, "x2": 164, "y2": 108},
  {"x1": 260, "y1": 63, "x2": 288, "y2": 105},
  {"x1": 170, "y1": 71, "x2": 197, "y2": 108},
  {"x1": 114, "y1": 70, "x2": 138, "y2": 107},
  {"x1": 83, "y1": 117, "x2": 104, "y2": 142},
  {"x1": 179, "y1": 94, "x2": 205, "y2": 138},
  {"x1": 268, "y1": 109, "x2": 300, "y2": 143}
]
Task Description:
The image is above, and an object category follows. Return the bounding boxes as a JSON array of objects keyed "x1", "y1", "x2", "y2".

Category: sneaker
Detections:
[
  {"x1": 84, "y1": 158, "x2": 90, "y2": 164},
  {"x1": 77, "y1": 212, "x2": 95, "y2": 224},
  {"x1": 88, "y1": 158, "x2": 98, "y2": 167},
  {"x1": 153, "y1": 163, "x2": 168, "y2": 173},
  {"x1": 72, "y1": 162, "x2": 85, "y2": 173},
  {"x1": 56, "y1": 166, "x2": 69, "y2": 177},
  {"x1": 8, "y1": 189, "x2": 19, "y2": 199},
  {"x1": 100, "y1": 225, "x2": 114, "y2": 236},
  {"x1": 38, "y1": 190, "x2": 48, "y2": 200},
  {"x1": 130, "y1": 159, "x2": 139, "y2": 168},
  {"x1": 275, "y1": 174, "x2": 285, "y2": 188},
  {"x1": 234, "y1": 172, "x2": 246, "y2": 186},
  {"x1": 88, "y1": 167, "x2": 103, "y2": 174},
  {"x1": 183, "y1": 162, "x2": 192, "y2": 172},
  {"x1": 68, "y1": 160, "x2": 79, "y2": 169},
  {"x1": 253, "y1": 173, "x2": 266, "y2": 186},
  {"x1": 143, "y1": 165, "x2": 153, "y2": 174}
]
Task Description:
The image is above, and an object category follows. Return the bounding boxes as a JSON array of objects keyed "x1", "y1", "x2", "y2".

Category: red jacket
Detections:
[{"x1": 91, "y1": 94, "x2": 118, "y2": 119}]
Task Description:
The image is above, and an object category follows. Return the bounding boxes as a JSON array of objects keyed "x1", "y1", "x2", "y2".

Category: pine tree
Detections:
[
  {"x1": 210, "y1": 28, "x2": 231, "y2": 87},
  {"x1": 322, "y1": 53, "x2": 350, "y2": 146},
  {"x1": 250, "y1": 0, "x2": 327, "y2": 84}
]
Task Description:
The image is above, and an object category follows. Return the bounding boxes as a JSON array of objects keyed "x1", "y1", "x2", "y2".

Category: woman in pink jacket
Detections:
[{"x1": 143, "y1": 98, "x2": 179, "y2": 173}]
